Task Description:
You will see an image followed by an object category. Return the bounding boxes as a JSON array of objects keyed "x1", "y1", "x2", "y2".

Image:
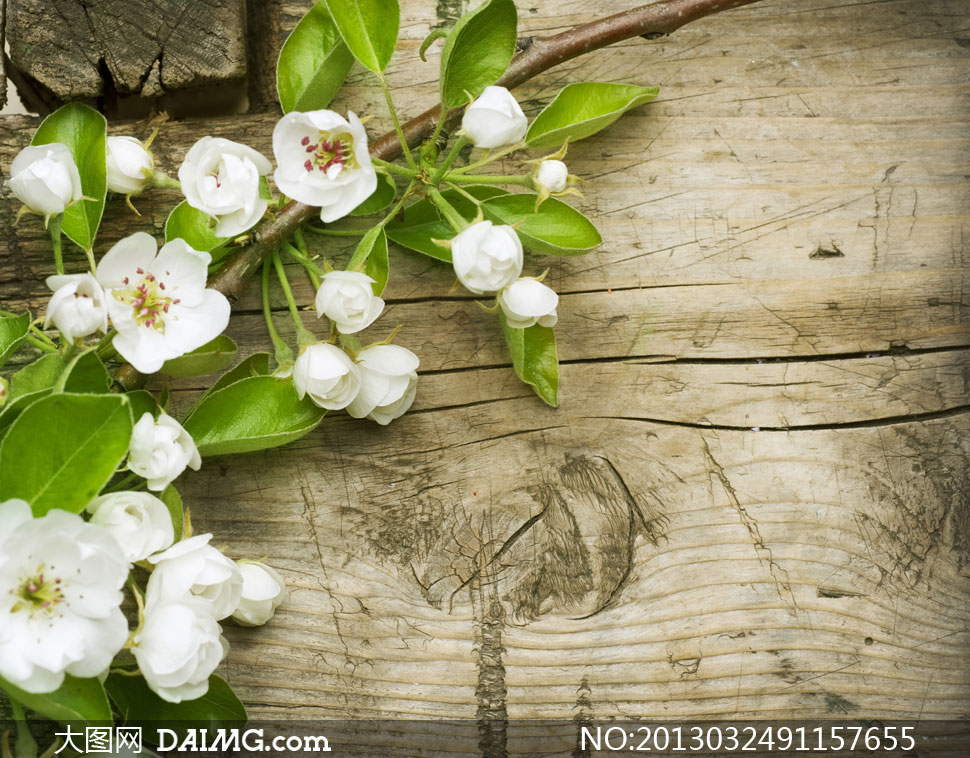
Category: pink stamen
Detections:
[
  {"x1": 136, "y1": 268, "x2": 144, "y2": 275},
  {"x1": 304, "y1": 159, "x2": 313, "y2": 172},
  {"x1": 159, "y1": 282, "x2": 165, "y2": 290},
  {"x1": 301, "y1": 136, "x2": 310, "y2": 146}
]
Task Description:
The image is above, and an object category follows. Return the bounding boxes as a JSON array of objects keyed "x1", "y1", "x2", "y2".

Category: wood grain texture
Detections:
[{"x1": 2, "y1": 0, "x2": 970, "y2": 751}]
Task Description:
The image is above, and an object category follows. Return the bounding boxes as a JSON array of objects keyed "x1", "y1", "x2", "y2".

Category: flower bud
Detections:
[
  {"x1": 178, "y1": 136, "x2": 272, "y2": 237},
  {"x1": 128, "y1": 412, "x2": 202, "y2": 491},
  {"x1": 86, "y1": 491, "x2": 175, "y2": 563},
  {"x1": 146, "y1": 534, "x2": 243, "y2": 620},
  {"x1": 451, "y1": 220, "x2": 523, "y2": 294},
  {"x1": 535, "y1": 159, "x2": 568, "y2": 193},
  {"x1": 314, "y1": 271, "x2": 384, "y2": 334},
  {"x1": 9, "y1": 143, "x2": 82, "y2": 217},
  {"x1": 106, "y1": 136, "x2": 154, "y2": 195},
  {"x1": 293, "y1": 343, "x2": 361, "y2": 410},
  {"x1": 44, "y1": 273, "x2": 109, "y2": 342},
  {"x1": 498, "y1": 278, "x2": 559, "y2": 329},
  {"x1": 461, "y1": 86, "x2": 528, "y2": 149},
  {"x1": 231, "y1": 561, "x2": 287, "y2": 627},
  {"x1": 133, "y1": 596, "x2": 228, "y2": 703},
  {"x1": 347, "y1": 344, "x2": 419, "y2": 425}
]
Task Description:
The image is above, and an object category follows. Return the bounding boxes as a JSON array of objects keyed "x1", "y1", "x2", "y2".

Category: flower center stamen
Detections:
[
  {"x1": 13, "y1": 566, "x2": 64, "y2": 615},
  {"x1": 300, "y1": 131, "x2": 358, "y2": 175},
  {"x1": 114, "y1": 270, "x2": 179, "y2": 331}
]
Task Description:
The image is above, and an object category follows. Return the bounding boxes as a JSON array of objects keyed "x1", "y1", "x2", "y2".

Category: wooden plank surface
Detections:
[{"x1": 2, "y1": 0, "x2": 969, "y2": 748}]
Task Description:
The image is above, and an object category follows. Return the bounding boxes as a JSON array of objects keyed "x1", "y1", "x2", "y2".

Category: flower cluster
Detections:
[
  {"x1": 0, "y1": 411, "x2": 286, "y2": 704},
  {"x1": 294, "y1": 270, "x2": 419, "y2": 425}
]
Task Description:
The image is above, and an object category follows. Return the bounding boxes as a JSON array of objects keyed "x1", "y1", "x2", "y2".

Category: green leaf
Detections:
[
  {"x1": 7, "y1": 352, "x2": 65, "y2": 400},
  {"x1": 160, "y1": 335, "x2": 238, "y2": 378},
  {"x1": 0, "y1": 393, "x2": 133, "y2": 515},
  {"x1": 325, "y1": 0, "x2": 399, "y2": 74},
  {"x1": 525, "y1": 82, "x2": 659, "y2": 148},
  {"x1": 1, "y1": 673, "x2": 112, "y2": 725},
  {"x1": 440, "y1": 0, "x2": 517, "y2": 108},
  {"x1": 483, "y1": 193, "x2": 601, "y2": 255},
  {"x1": 164, "y1": 200, "x2": 231, "y2": 256},
  {"x1": 106, "y1": 673, "x2": 245, "y2": 737},
  {"x1": 364, "y1": 231, "x2": 389, "y2": 295},
  {"x1": 500, "y1": 313, "x2": 559, "y2": 407},
  {"x1": 277, "y1": 2, "x2": 355, "y2": 113},
  {"x1": 58, "y1": 350, "x2": 111, "y2": 393},
  {"x1": 126, "y1": 389, "x2": 160, "y2": 422},
  {"x1": 160, "y1": 484, "x2": 184, "y2": 542},
  {"x1": 349, "y1": 171, "x2": 396, "y2": 216},
  {"x1": 0, "y1": 312, "x2": 31, "y2": 368},
  {"x1": 31, "y1": 102, "x2": 107, "y2": 252},
  {"x1": 347, "y1": 225, "x2": 387, "y2": 283},
  {"x1": 205, "y1": 352, "x2": 272, "y2": 399},
  {"x1": 183, "y1": 376, "x2": 325, "y2": 457},
  {"x1": 385, "y1": 185, "x2": 508, "y2": 261}
]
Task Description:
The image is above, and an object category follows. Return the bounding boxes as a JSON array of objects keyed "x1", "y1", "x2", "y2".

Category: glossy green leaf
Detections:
[
  {"x1": 364, "y1": 230, "x2": 389, "y2": 295},
  {"x1": 160, "y1": 335, "x2": 238, "y2": 377},
  {"x1": 1, "y1": 674, "x2": 112, "y2": 725},
  {"x1": 482, "y1": 193, "x2": 601, "y2": 255},
  {"x1": 501, "y1": 313, "x2": 559, "y2": 407},
  {"x1": 58, "y1": 350, "x2": 111, "y2": 393},
  {"x1": 350, "y1": 171, "x2": 396, "y2": 216},
  {"x1": 325, "y1": 0, "x2": 399, "y2": 74},
  {"x1": 106, "y1": 673, "x2": 245, "y2": 736},
  {"x1": 385, "y1": 186, "x2": 508, "y2": 261},
  {"x1": 440, "y1": 0, "x2": 517, "y2": 108},
  {"x1": 164, "y1": 200, "x2": 231, "y2": 256},
  {"x1": 7, "y1": 352, "x2": 65, "y2": 401},
  {"x1": 525, "y1": 82, "x2": 659, "y2": 148},
  {"x1": 347, "y1": 224, "x2": 386, "y2": 278},
  {"x1": 205, "y1": 352, "x2": 272, "y2": 399},
  {"x1": 0, "y1": 312, "x2": 31, "y2": 368},
  {"x1": 0, "y1": 393, "x2": 133, "y2": 515},
  {"x1": 277, "y1": 2, "x2": 354, "y2": 113},
  {"x1": 183, "y1": 376, "x2": 325, "y2": 457},
  {"x1": 32, "y1": 102, "x2": 107, "y2": 252},
  {"x1": 126, "y1": 389, "x2": 160, "y2": 421},
  {"x1": 160, "y1": 484, "x2": 184, "y2": 542}
]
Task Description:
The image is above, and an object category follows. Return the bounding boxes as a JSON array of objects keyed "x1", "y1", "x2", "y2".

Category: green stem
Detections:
[
  {"x1": 48, "y1": 214, "x2": 64, "y2": 275},
  {"x1": 371, "y1": 157, "x2": 418, "y2": 178},
  {"x1": 104, "y1": 472, "x2": 141, "y2": 494},
  {"x1": 305, "y1": 226, "x2": 371, "y2": 237},
  {"x1": 262, "y1": 259, "x2": 296, "y2": 366},
  {"x1": 447, "y1": 172, "x2": 533, "y2": 186},
  {"x1": 427, "y1": 186, "x2": 468, "y2": 234},
  {"x1": 283, "y1": 241, "x2": 322, "y2": 289},
  {"x1": 23, "y1": 334, "x2": 57, "y2": 354},
  {"x1": 271, "y1": 250, "x2": 316, "y2": 348},
  {"x1": 149, "y1": 171, "x2": 181, "y2": 190},
  {"x1": 28, "y1": 325, "x2": 56, "y2": 347},
  {"x1": 445, "y1": 182, "x2": 485, "y2": 207},
  {"x1": 379, "y1": 75, "x2": 419, "y2": 171},
  {"x1": 94, "y1": 329, "x2": 118, "y2": 359},
  {"x1": 431, "y1": 136, "x2": 468, "y2": 184},
  {"x1": 10, "y1": 699, "x2": 38, "y2": 758},
  {"x1": 450, "y1": 142, "x2": 525, "y2": 175}
]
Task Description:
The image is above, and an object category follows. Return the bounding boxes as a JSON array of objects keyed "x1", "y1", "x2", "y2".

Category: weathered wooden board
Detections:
[{"x1": 2, "y1": 0, "x2": 969, "y2": 749}]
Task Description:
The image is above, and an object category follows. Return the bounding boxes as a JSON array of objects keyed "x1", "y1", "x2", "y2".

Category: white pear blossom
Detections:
[
  {"x1": 44, "y1": 273, "x2": 109, "y2": 342},
  {"x1": 451, "y1": 220, "x2": 523, "y2": 294},
  {"x1": 293, "y1": 342, "x2": 361, "y2": 410},
  {"x1": 347, "y1": 344, "x2": 419, "y2": 426},
  {"x1": 95, "y1": 232, "x2": 231, "y2": 374},
  {"x1": 462, "y1": 86, "x2": 528, "y2": 149},
  {"x1": 314, "y1": 271, "x2": 384, "y2": 334},
  {"x1": 498, "y1": 278, "x2": 559, "y2": 329},
  {"x1": 178, "y1": 136, "x2": 272, "y2": 237},
  {"x1": 106, "y1": 136, "x2": 154, "y2": 195},
  {"x1": 128, "y1": 412, "x2": 201, "y2": 491},
  {"x1": 231, "y1": 561, "x2": 287, "y2": 627},
  {"x1": 133, "y1": 596, "x2": 228, "y2": 703},
  {"x1": 146, "y1": 534, "x2": 242, "y2": 620},
  {"x1": 0, "y1": 500, "x2": 129, "y2": 693},
  {"x1": 272, "y1": 109, "x2": 377, "y2": 223},
  {"x1": 9, "y1": 143, "x2": 83, "y2": 217},
  {"x1": 535, "y1": 159, "x2": 568, "y2": 193},
  {"x1": 86, "y1": 491, "x2": 175, "y2": 563}
]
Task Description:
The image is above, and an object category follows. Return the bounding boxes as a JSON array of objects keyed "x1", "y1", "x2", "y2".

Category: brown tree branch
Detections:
[{"x1": 115, "y1": 0, "x2": 762, "y2": 390}]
